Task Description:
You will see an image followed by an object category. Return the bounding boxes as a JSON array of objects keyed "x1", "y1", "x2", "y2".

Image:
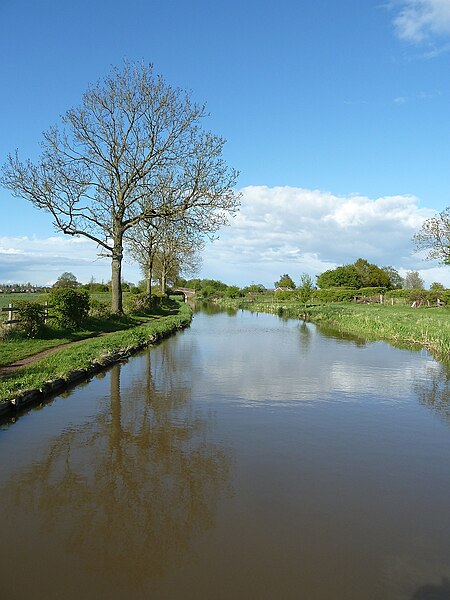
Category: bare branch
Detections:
[{"x1": 414, "y1": 207, "x2": 450, "y2": 265}]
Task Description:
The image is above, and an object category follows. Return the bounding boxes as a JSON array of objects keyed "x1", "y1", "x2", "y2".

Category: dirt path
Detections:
[
  {"x1": 0, "y1": 341, "x2": 83, "y2": 378},
  {"x1": 0, "y1": 329, "x2": 119, "y2": 378},
  {"x1": 0, "y1": 316, "x2": 164, "y2": 379}
]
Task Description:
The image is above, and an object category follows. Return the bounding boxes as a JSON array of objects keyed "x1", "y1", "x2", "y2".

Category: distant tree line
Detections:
[{"x1": 0, "y1": 283, "x2": 49, "y2": 294}]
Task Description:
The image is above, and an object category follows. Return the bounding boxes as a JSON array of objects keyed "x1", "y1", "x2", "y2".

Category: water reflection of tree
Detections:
[
  {"x1": 298, "y1": 321, "x2": 312, "y2": 353},
  {"x1": 414, "y1": 361, "x2": 450, "y2": 426},
  {"x1": 2, "y1": 346, "x2": 231, "y2": 594},
  {"x1": 194, "y1": 301, "x2": 237, "y2": 317},
  {"x1": 314, "y1": 323, "x2": 367, "y2": 348}
]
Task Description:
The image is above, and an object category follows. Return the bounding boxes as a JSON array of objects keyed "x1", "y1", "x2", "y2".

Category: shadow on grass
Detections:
[{"x1": 0, "y1": 299, "x2": 184, "y2": 368}]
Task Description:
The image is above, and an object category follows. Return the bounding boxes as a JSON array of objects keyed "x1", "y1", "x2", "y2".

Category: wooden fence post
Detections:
[{"x1": 8, "y1": 303, "x2": 13, "y2": 323}]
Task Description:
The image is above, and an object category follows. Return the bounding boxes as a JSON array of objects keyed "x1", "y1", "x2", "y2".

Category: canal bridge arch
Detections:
[{"x1": 172, "y1": 287, "x2": 196, "y2": 301}]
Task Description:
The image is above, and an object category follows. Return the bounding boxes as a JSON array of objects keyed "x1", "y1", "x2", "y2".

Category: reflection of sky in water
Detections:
[{"x1": 181, "y1": 311, "x2": 440, "y2": 408}]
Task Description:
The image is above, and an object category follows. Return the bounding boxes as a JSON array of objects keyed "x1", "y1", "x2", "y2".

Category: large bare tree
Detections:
[
  {"x1": 1, "y1": 62, "x2": 239, "y2": 312},
  {"x1": 414, "y1": 207, "x2": 450, "y2": 266}
]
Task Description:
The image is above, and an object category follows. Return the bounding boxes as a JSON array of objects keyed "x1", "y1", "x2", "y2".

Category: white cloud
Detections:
[
  {"x1": 201, "y1": 185, "x2": 449, "y2": 287},
  {"x1": 0, "y1": 236, "x2": 120, "y2": 285},
  {"x1": 393, "y1": 0, "x2": 450, "y2": 43},
  {"x1": 1, "y1": 187, "x2": 448, "y2": 288}
]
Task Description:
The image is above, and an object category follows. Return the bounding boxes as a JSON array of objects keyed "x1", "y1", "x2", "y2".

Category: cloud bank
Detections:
[
  {"x1": 0, "y1": 186, "x2": 448, "y2": 288},
  {"x1": 201, "y1": 185, "x2": 448, "y2": 287}
]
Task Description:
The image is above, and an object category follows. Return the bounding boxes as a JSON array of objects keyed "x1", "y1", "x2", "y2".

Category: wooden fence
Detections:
[
  {"x1": 353, "y1": 294, "x2": 446, "y2": 307},
  {"x1": 0, "y1": 302, "x2": 53, "y2": 325}
]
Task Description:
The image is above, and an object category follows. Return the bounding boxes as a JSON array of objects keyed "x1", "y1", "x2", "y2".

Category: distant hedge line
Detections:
[{"x1": 272, "y1": 287, "x2": 449, "y2": 304}]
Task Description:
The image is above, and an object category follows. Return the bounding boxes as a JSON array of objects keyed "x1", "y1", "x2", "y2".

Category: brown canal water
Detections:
[{"x1": 0, "y1": 306, "x2": 449, "y2": 600}]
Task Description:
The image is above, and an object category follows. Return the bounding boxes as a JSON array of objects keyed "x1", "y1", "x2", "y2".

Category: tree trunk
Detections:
[
  {"x1": 111, "y1": 238, "x2": 124, "y2": 314},
  {"x1": 146, "y1": 258, "x2": 153, "y2": 296}
]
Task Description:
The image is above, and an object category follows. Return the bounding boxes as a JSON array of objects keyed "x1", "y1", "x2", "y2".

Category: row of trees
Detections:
[
  {"x1": 272, "y1": 261, "x2": 447, "y2": 292},
  {"x1": 1, "y1": 62, "x2": 240, "y2": 313}
]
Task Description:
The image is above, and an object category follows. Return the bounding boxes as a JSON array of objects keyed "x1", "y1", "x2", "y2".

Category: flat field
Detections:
[
  {"x1": 0, "y1": 293, "x2": 46, "y2": 307},
  {"x1": 0, "y1": 291, "x2": 116, "y2": 308}
]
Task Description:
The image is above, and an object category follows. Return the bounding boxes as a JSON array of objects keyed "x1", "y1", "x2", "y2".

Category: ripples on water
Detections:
[{"x1": 0, "y1": 307, "x2": 449, "y2": 600}]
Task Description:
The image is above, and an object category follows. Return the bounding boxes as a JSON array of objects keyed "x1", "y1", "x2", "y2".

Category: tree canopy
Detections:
[
  {"x1": 381, "y1": 266, "x2": 402, "y2": 289},
  {"x1": 403, "y1": 270, "x2": 425, "y2": 290},
  {"x1": 52, "y1": 272, "x2": 79, "y2": 289},
  {"x1": 297, "y1": 273, "x2": 314, "y2": 306},
  {"x1": 316, "y1": 264, "x2": 362, "y2": 289},
  {"x1": 274, "y1": 274, "x2": 296, "y2": 289},
  {"x1": 353, "y1": 258, "x2": 391, "y2": 287},
  {"x1": 317, "y1": 259, "x2": 394, "y2": 289}
]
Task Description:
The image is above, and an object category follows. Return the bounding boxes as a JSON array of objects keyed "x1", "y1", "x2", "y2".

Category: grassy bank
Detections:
[
  {"x1": 218, "y1": 298, "x2": 450, "y2": 361},
  {"x1": 0, "y1": 310, "x2": 164, "y2": 368},
  {"x1": 0, "y1": 302, "x2": 192, "y2": 403}
]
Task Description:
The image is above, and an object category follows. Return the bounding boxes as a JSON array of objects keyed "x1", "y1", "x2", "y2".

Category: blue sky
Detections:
[{"x1": 1, "y1": 0, "x2": 450, "y2": 287}]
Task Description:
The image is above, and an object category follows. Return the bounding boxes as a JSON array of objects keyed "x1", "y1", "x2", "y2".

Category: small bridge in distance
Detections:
[{"x1": 172, "y1": 287, "x2": 196, "y2": 301}]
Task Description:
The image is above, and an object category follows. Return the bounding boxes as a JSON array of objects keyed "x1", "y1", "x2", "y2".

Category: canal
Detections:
[{"x1": 0, "y1": 306, "x2": 449, "y2": 599}]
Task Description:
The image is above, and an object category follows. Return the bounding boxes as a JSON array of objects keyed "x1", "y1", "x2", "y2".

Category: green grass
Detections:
[
  {"x1": 0, "y1": 290, "x2": 124, "y2": 308},
  {"x1": 0, "y1": 302, "x2": 192, "y2": 402},
  {"x1": 0, "y1": 292, "x2": 47, "y2": 308},
  {"x1": 303, "y1": 303, "x2": 450, "y2": 358},
  {"x1": 0, "y1": 310, "x2": 164, "y2": 368},
  {"x1": 0, "y1": 291, "x2": 146, "y2": 367}
]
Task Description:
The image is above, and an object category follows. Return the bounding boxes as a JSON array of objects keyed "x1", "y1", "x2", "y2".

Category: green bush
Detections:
[
  {"x1": 125, "y1": 292, "x2": 170, "y2": 314},
  {"x1": 441, "y1": 290, "x2": 450, "y2": 305},
  {"x1": 49, "y1": 288, "x2": 90, "y2": 329},
  {"x1": 357, "y1": 287, "x2": 387, "y2": 296},
  {"x1": 385, "y1": 289, "x2": 412, "y2": 301},
  {"x1": 273, "y1": 290, "x2": 297, "y2": 301},
  {"x1": 224, "y1": 285, "x2": 242, "y2": 298},
  {"x1": 384, "y1": 288, "x2": 449, "y2": 305},
  {"x1": 125, "y1": 292, "x2": 152, "y2": 313},
  {"x1": 423, "y1": 289, "x2": 449, "y2": 304},
  {"x1": 408, "y1": 289, "x2": 428, "y2": 303},
  {"x1": 313, "y1": 288, "x2": 358, "y2": 303},
  {"x1": 88, "y1": 298, "x2": 111, "y2": 318},
  {"x1": 15, "y1": 300, "x2": 46, "y2": 337},
  {"x1": 0, "y1": 322, "x2": 14, "y2": 341}
]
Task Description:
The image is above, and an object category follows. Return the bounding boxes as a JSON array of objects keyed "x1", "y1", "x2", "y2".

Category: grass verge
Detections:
[
  {"x1": 0, "y1": 310, "x2": 166, "y2": 368},
  {"x1": 0, "y1": 302, "x2": 192, "y2": 403}
]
